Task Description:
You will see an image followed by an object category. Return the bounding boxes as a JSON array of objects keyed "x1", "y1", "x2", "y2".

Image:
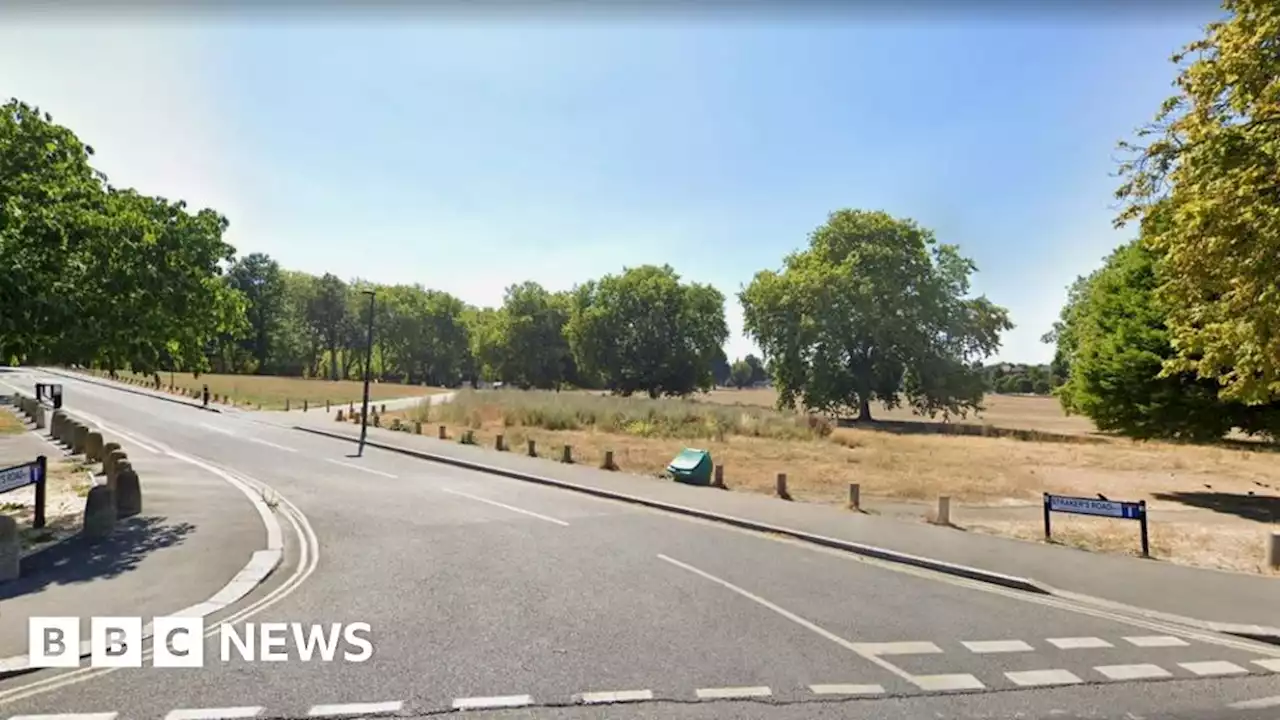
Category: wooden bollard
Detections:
[
  {"x1": 495, "y1": 435, "x2": 505, "y2": 451},
  {"x1": 561, "y1": 445, "x2": 572, "y2": 464},
  {"x1": 601, "y1": 450, "x2": 614, "y2": 470},
  {"x1": 527, "y1": 439, "x2": 536, "y2": 457},
  {"x1": 776, "y1": 473, "x2": 790, "y2": 500},
  {"x1": 326, "y1": 400, "x2": 331, "y2": 412},
  {"x1": 285, "y1": 398, "x2": 291, "y2": 411},
  {"x1": 349, "y1": 401, "x2": 355, "y2": 413},
  {"x1": 336, "y1": 409, "x2": 345, "y2": 422},
  {"x1": 380, "y1": 403, "x2": 386, "y2": 414},
  {"x1": 935, "y1": 496, "x2": 952, "y2": 525},
  {"x1": 413, "y1": 421, "x2": 422, "y2": 435},
  {"x1": 849, "y1": 483, "x2": 861, "y2": 510},
  {"x1": 713, "y1": 464, "x2": 724, "y2": 488},
  {"x1": 303, "y1": 399, "x2": 308, "y2": 412},
  {"x1": 438, "y1": 425, "x2": 447, "y2": 440},
  {"x1": 1267, "y1": 532, "x2": 1280, "y2": 570}
]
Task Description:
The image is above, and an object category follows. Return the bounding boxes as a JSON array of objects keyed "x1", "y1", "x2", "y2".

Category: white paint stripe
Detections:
[
  {"x1": 962, "y1": 639, "x2": 1034, "y2": 654},
  {"x1": 325, "y1": 458, "x2": 398, "y2": 479},
  {"x1": 1005, "y1": 669, "x2": 1082, "y2": 687},
  {"x1": 852, "y1": 641, "x2": 942, "y2": 656},
  {"x1": 1046, "y1": 636, "x2": 1113, "y2": 649},
  {"x1": 165, "y1": 707, "x2": 263, "y2": 720},
  {"x1": 10, "y1": 715, "x2": 118, "y2": 720},
  {"x1": 809, "y1": 684, "x2": 884, "y2": 695},
  {"x1": 307, "y1": 701, "x2": 403, "y2": 716},
  {"x1": 656, "y1": 554, "x2": 917, "y2": 683},
  {"x1": 578, "y1": 690, "x2": 654, "y2": 704},
  {"x1": 1255, "y1": 658, "x2": 1280, "y2": 672},
  {"x1": 1229, "y1": 695, "x2": 1280, "y2": 710},
  {"x1": 910, "y1": 674, "x2": 985, "y2": 691},
  {"x1": 245, "y1": 436, "x2": 297, "y2": 453},
  {"x1": 695, "y1": 686, "x2": 771, "y2": 699},
  {"x1": 200, "y1": 423, "x2": 237, "y2": 436},
  {"x1": 440, "y1": 487, "x2": 569, "y2": 526},
  {"x1": 451, "y1": 695, "x2": 533, "y2": 710},
  {"x1": 1095, "y1": 664, "x2": 1172, "y2": 680},
  {"x1": 1123, "y1": 635, "x2": 1188, "y2": 648},
  {"x1": 1179, "y1": 660, "x2": 1249, "y2": 676}
]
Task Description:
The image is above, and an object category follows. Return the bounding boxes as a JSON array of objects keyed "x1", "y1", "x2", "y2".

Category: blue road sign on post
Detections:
[
  {"x1": 0, "y1": 455, "x2": 48, "y2": 529},
  {"x1": 1043, "y1": 492, "x2": 1149, "y2": 558}
]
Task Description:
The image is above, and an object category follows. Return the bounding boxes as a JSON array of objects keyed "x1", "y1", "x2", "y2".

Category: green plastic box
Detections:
[{"x1": 667, "y1": 448, "x2": 713, "y2": 486}]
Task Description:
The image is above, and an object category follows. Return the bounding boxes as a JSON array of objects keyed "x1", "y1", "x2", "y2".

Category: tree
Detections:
[
  {"x1": 1049, "y1": 239, "x2": 1280, "y2": 440},
  {"x1": 565, "y1": 264, "x2": 729, "y2": 398},
  {"x1": 227, "y1": 252, "x2": 284, "y2": 373},
  {"x1": 743, "y1": 354, "x2": 767, "y2": 385},
  {"x1": 1114, "y1": 0, "x2": 1280, "y2": 404},
  {"x1": 709, "y1": 347, "x2": 731, "y2": 387},
  {"x1": 740, "y1": 209, "x2": 1012, "y2": 421},
  {"x1": 729, "y1": 358, "x2": 754, "y2": 389},
  {"x1": 479, "y1": 282, "x2": 573, "y2": 389}
]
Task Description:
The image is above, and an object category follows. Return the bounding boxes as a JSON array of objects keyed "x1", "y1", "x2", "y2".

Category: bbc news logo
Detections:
[{"x1": 29, "y1": 617, "x2": 374, "y2": 668}]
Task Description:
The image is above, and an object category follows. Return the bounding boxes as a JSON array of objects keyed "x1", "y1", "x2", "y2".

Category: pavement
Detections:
[{"x1": 0, "y1": 367, "x2": 1276, "y2": 720}]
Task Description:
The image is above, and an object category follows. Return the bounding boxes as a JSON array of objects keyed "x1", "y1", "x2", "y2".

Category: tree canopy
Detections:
[
  {"x1": 1114, "y1": 0, "x2": 1280, "y2": 404},
  {"x1": 740, "y1": 209, "x2": 1012, "y2": 421}
]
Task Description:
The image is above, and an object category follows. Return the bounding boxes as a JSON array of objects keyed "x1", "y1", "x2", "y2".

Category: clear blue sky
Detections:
[{"x1": 0, "y1": 7, "x2": 1221, "y2": 364}]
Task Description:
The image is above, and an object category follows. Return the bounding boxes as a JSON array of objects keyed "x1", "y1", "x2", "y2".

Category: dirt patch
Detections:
[{"x1": 1, "y1": 458, "x2": 92, "y2": 553}]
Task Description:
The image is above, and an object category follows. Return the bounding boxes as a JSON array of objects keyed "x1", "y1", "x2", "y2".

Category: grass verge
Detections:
[
  {"x1": 0, "y1": 406, "x2": 24, "y2": 435},
  {"x1": 84, "y1": 369, "x2": 447, "y2": 410}
]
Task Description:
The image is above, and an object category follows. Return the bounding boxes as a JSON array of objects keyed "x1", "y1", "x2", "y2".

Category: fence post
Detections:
[{"x1": 33, "y1": 455, "x2": 47, "y2": 530}]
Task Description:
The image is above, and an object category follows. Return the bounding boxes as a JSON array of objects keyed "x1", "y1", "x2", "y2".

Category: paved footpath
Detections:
[
  {"x1": 285, "y1": 414, "x2": 1280, "y2": 634},
  {"x1": 0, "y1": 381, "x2": 274, "y2": 675}
]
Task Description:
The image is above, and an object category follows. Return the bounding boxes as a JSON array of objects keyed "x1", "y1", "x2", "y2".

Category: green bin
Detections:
[{"x1": 667, "y1": 448, "x2": 713, "y2": 486}]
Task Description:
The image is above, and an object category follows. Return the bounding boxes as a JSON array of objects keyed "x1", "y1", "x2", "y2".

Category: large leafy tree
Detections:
[
  {"x1": 478, "y1": 282, "x2": 573, "y2": 389},
  {"x1": 566, "y1": 264, "x2": 728, "y2": 398},
  {"x1": 227, "y1": 252, "x2": 285, "y2": 373},
  {"x1": 1115, "y1": 0, "x2": 1280, "y2": 404},
  {"x1": 740, "y1": 209, "x2": 1011, "y2": 421}
]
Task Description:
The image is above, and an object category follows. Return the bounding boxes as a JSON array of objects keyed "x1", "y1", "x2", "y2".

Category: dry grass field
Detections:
[
  {"x1": 92, "y1": 370, "x2": 447, "y2": 411},
  {"x1": 383, "y1": 387, "x2": 1280, "y2": 574}
]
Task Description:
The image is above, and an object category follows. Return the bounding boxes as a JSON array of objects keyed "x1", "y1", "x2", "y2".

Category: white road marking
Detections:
[
  {"x1": 9, "y1": 715, "x2": 118, "y2": 720},
  {"x1": 307, "y1": 701, "x2": 403, "y2": 717},
  {"x1": 578, "y1": 690, "x2": 654, "y2": 704},
  {"x1": 324, "y1": 458, "x2": 398, "y2": 478},
  {"x1": 199, "y1": 423, "x2": 237, "y2": 436},
  {"x1": 244, "y1": 436, "x2": 297, "y2": 453},
  {"x1": 1005, "y1": 669, "x2": 1083, "y2": 687},
  {"x1": 1095, "y1": 664, "x2": 1172, "y2": 680},
  {"x1": 655, "y1": 554, "x2": 918, "y2": 683},
  {"x1": 1123, "y1": 635, "x2": 1189, "y2": 648},
  {"x1": 909, "y1": 674, "x2": 986, "y2": 691},
  {"x1": 1255, "y1": 658, "x2": 1280, "y2": 672},
  {"x1": 451, "y1": 695, "x2": 534, "y2": 710},
  {"x1": 852, "y1": 641, "x2": 943, "y2": 656},
  {"x1": 1229, "y1": 695, "x2": 1280, "y2": 710},
  {"x1": 1179, "y1": 660, "x2": 1249, "y2": 676},
  {"x1": 1046, "y1": 636, "x2": 1113, "y2": 650},
  {"x1": 808, "y1": 684, "x2": 884, "y2": 695},
  {"x1": 165, "y1": 708, "x2": 263, "y2": 720},
  {"x1": 695, "y1": 686, "x2": 771, "y2": 699},
  {"x1": 440, "y1": 487, "x2": 569, "y2": 526},
  {"x1": 962, "y1": 639, "x2": 1034, "y2": 654}
]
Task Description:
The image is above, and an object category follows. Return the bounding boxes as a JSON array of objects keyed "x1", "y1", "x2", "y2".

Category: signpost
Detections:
[
  {"x1": 0, "y1": 455, "x2": 47, "y2": 529},
  {"x1": 35, "y1": 383, "x2": 63, "y2": 409},
  {"x1": 1043, "y1": 493, "x2": 1148, "y2": 558}
]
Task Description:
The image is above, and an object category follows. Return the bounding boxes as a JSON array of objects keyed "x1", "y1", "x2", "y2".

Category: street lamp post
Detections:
[{"x1": 358, "y1": 289, "x2": 376, "y2": 457}]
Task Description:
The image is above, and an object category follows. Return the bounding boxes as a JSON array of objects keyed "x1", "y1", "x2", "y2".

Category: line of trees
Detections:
[{"x1": 1045, "y1": 0, "x2": 1280, "y2": 440}]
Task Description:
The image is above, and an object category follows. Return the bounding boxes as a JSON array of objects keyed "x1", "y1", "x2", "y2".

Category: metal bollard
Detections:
[{"x1": 849, "y1": 483, "x2": 861, "y2": 510}]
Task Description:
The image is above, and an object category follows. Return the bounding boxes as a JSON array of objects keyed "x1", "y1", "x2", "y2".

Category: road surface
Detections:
[{"x1": 0, "y1": 368, "x2": 1277, "y2": 719}]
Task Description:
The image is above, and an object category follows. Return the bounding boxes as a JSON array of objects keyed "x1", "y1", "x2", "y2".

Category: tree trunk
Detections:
[{"x1": 858, "y1": 396, "x2": 873, "y2": 422}]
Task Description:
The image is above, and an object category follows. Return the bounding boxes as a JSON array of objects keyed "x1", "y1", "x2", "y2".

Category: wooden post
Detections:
[
  {"x1": 601, "y1": 450, "x2": 614, "y2": 470},
  {"x1": 1267, "y1": 532, "x2": 1280, "y2": 570},
  {"x1": 496, "y1": 434, "x2": 505, "y2": 451},
  {"x1": 285, "y1": 398, "x2": 291, "y2": 411},
  {"x1": 713, "y1": 464, "x2": 724, "y2": 488},
  {"x1": 438, "y1": 425, "x2": 447, "y2": 440},
  {"x1": 936, "y1": 496, "x2": 951, "y2": 525},
  {"x1": 561, "y1": 445, "x2": 572, "y2": 463},
  {"x1": 527, "y1": 439, "x2": 537, "y2": 457},
  {"x1": 303, "y1": 399, "x2": 308, "y2": 412},
  {"x1": 776, "y1": 473, "x2": 789, "y2": 500},
  {"x1": 848, "y1": 483, "x2": 861, "y2": 510}
]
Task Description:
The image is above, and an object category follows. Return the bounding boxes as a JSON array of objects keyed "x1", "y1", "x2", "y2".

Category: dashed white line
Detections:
[
  {"x1": 1123, "y1": 635, "x2": 1188, "y2": 648},
  {"x1": 1095, "y1": 664, "x2": 1172, "y2": 681},
  {"x1": 853, "y1": 641, "x2": 943, "y2": 656},
  {"x1": 909, "y1": 674, "x2": 986, "y2": 692},
  {"x1": 808, "y1": 684, "x2": 885, "y2": 695},
  {"x1": 1005, "y1": 669, "x2": 1083, "y2": 687},
  {"x1": 1179, "y1": 660, "x2": 1249, "y2": 676},
  {"x1": 9, "y1": 715, "x2": 118, "y2": 720},
  {"x1": 440, "y1": 487, "x2": 569, "y2": 526},
  {"x1": 199, "y1": 423, "x2": 238, "y2": 436},
  {"x1": 1229, "y1": 695, "x2": 1280, "y2": 710},
  {"x1": 578, "y1": 690, "x2": 654, "y2": 704},
  {"x1": 324, "y1": 458, "x2": 398, "y2": 478},
  {"x1": 1255, "y1": 658, "x2": 1280, "y2": 672},
  {"x1": 1047, "y1": 636, "x2": 1113, "y2": 650},
  {"x1": 962, "y1": 639, "x2": 1034, "y2": 654},
  {"x1": 165, "y1": 708, "x2": 264, "y2": 720},
  {"x1": 306, "y1": 701, "x2": 402, "y2": 717},
  {"x1": 245, "y1": 436, "x2": 297, "y2": 453},
  {"x1": 695, "y1": 686, "x2": 771, "y2": 700},
  {"x1": 451, "y1": 695, "x2": 534, "y2": 710}
]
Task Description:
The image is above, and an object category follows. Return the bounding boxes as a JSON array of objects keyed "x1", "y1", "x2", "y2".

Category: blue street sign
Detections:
[
  {"x1": 0, "y1": 460, "x2": 43, "y2": 495},
  {"x1": 1043, "y1": 492, "x2": 1149, "y2": 557}
]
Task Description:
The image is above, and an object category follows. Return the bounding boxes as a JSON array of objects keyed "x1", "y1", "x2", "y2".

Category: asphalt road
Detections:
[{"x1": 1, "y1": 368, "x2": 1277, "y2": 719}]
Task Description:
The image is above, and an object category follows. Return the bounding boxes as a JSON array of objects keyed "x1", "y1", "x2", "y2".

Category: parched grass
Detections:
[
  {"x1": 381, "y1": 387, "x2": 1280, "y2": 574},
  {"x1": 0, "y1": 458, "x2": 92, "y2": 550},
  {"x1": 87, "y1": 369, "x2": 447, "y2": 411},
  {"x1": 0, "y1": 406, "x2": 24, "y2": 434}
]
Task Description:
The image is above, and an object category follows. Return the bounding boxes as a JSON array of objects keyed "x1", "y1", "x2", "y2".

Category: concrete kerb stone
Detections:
[{"x1": 291, "y1": 423, "x2": 1280, "y2": 646}]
